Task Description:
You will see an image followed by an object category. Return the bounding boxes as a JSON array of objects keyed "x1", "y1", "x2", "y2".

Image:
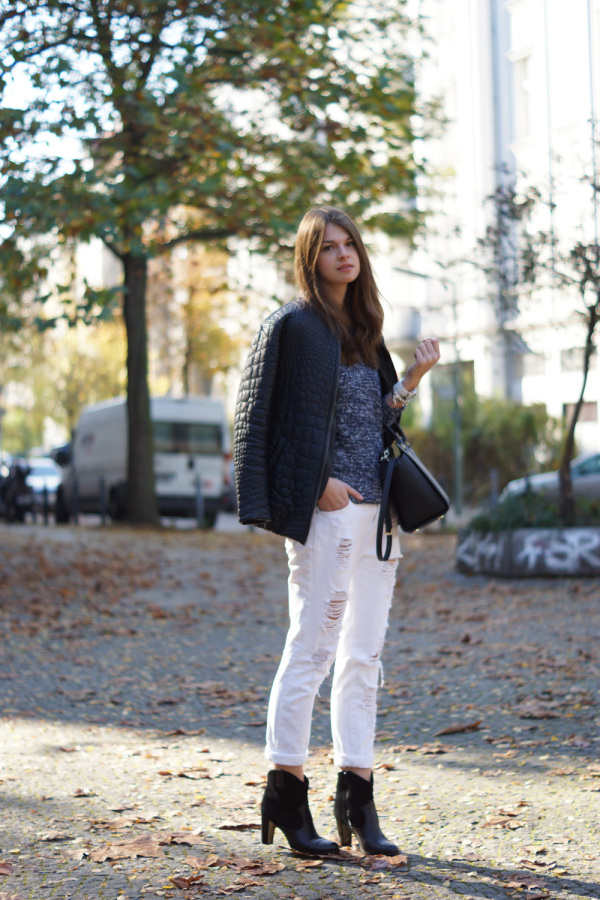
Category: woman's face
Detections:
[{"x1": 315, "y1": 222, "x2": 360, "y2": 303}]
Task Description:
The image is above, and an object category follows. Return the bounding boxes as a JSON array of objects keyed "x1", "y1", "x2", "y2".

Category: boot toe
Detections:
[{"x1": 287, "y1": 832, "x2": 339, "y2": 855}]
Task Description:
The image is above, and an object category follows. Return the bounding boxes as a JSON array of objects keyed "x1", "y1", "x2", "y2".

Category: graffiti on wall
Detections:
[
  {"x1": 514, "y1": 529, "x2": 600, "y2": 574},
  {"x1": 456, "y1": 528, "x2": 600, "y2": 576}
]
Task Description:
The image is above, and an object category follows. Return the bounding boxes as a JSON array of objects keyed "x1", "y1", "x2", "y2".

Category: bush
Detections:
[
  {"x1": 408, "y1": 396, "x2": 561, "y2": 504},
  {"x1": 465, "y1": 491, "x2": 600, "y2": 533}
]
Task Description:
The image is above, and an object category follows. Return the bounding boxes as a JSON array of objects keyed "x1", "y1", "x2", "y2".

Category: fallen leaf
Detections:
[
  {"x1": 215, "y1": 887, "x2": 250, "y2": 895},
  {"x1": 295, "y1": 859, "x2": 324, "y2": 869},
  {"x1": 504, "y1": 874, "x2": 548, "y2": 889},
  {"x1": 482, "y1": 816, "x2": 523, "y2": 828},
  {"x1": 183, "y1": 855, "x2": 224, "y2": 869},
  {"x1": 435, "y1": 720, "x2": 482, "y2": 736},
  {"x1": 96, "y1": 815, "x2": 155, "y2": 829},
  {"x1": 237, "y1": 862, "x2": 285, "y2": 875},
  {"x1": 38, "y1": 832, "x2": 73, "y2": 842},
  {"x1": 548, "y1": 767, "x2": 575, "y2": 776},
  {"x1": 169, "y1": 874, "x2": 207, "y2": 889},
  {"x1": 62, "y1": 847, "x2": 89, "y2": 861},
  {"x1": 89, "y1": 835, "x2": 164, "y2": 862},
  {"x1": 163, "y1": 728, "x2": 205, "y2": 736},
  {"x1": 420, "y1": 743, "x2": 452, "y2": 754},
  {"x1": 0, "y1": 864, "x2": 13, "y2": 876},
  {"x1": 365, "y1": 853, "x2": 408, "y2": 870},
  {"x1": 160, "y1": 832, "x2": 207, "y2": 846},
  {"x1": 72, "y1": 788, "x2": 95, "y2": 798},
  {"x1": 513, "y1": 701, "x2": 560, "y2": 719},
  {"x1": 216, "y1": 821, "x2": 260, "y2": 831}
]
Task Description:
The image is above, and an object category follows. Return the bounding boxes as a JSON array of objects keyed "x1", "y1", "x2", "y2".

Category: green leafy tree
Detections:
[
  {"x1": 0, "y1": 0, "x2": 425, "y2": 523},
  {"x1": 147, "y1": 244, "x2": 238, "y2": 395},
  {"x1": 0, "y1": 318, "x2": 126, "y2": 452}
]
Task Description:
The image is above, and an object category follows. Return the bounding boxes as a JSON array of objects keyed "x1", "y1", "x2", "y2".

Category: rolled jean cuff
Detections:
[
  {"x1": 333, "y1": 754, "x2": 375, "y2": 769},
  {"x1": 265, "y1": 748, "x2": 308, "y2": 766}
]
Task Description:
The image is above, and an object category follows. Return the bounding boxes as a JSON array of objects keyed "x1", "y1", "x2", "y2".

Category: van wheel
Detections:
[
  {"x1": 55, "y1": 487, "x2": 70, "y2": 524},
  {"x1": 108, "y1": 489, "x2": 126, "y2": 521}
]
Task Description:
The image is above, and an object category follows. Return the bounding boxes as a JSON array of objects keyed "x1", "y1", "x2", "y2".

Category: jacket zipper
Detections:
[{"x1": 310, "y1": 341, "x2": 340, "y2": 512}]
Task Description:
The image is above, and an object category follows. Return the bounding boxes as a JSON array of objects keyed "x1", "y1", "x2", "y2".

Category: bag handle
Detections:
[{"x1": 376, "y1": 453, "x2": 396, "y2": 562}]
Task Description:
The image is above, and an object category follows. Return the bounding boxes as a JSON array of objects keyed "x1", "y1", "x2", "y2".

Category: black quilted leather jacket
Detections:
[{"x1": 233, "y1": 299, "x2": 398, "y2": 544}]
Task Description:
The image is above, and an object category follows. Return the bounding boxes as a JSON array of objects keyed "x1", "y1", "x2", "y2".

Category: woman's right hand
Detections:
[{"x1": 317, "y1": 477, "x2": 363, "y2": 511}]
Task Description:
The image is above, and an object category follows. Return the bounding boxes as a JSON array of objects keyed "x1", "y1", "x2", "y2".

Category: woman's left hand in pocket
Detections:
[{"x1": 317, "y1": 478, "x2": 363, "y2": 511}]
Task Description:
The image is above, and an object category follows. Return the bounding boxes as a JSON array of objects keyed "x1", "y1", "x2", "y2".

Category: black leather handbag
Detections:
[{"x1": 376, "y1": 426, "x2": 450, "y2": 561}]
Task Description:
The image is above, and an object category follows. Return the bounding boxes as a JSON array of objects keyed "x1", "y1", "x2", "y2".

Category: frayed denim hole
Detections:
[
  {"x1": 336, "y1": 538, "x2": 352, "y2": 570},
  {"x1": 383, "y1": 557, "x2": 399, "y2": 581},
  {"x1": 323, "y1": 590, "x2": 347, "y2": 633}
]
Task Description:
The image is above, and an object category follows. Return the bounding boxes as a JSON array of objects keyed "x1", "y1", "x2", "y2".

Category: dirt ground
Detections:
[{"x1": 1, "y1": 522, "x2": 599, "y2": 899}]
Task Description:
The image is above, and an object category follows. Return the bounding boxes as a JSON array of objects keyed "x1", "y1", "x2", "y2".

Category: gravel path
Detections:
[{"x1": 1, "y1": 522, "x2": 599, "y2": 900}]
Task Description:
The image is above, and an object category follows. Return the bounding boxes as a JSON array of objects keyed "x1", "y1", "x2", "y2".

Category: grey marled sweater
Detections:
[{"x1": 329, "y1": 361, "x2": 401, "y2": 504}]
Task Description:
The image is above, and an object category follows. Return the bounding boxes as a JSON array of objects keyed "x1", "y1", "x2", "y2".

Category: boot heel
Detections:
[
  {"x1": 261, "y1": 815, "x2": 275, "y2": 845},
  {"x1": 335, "y1": 818, "x2": 352, "y2": 846}
]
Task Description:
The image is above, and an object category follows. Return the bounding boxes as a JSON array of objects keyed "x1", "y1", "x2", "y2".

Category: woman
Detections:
[{"x1": 234, "y1": 206, "x2": 439, "y2": 856}]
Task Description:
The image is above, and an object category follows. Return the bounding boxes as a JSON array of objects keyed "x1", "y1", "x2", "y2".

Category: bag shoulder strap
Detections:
[{"x1": 376, "y1": 456, "x2": 395, "y2": 561}]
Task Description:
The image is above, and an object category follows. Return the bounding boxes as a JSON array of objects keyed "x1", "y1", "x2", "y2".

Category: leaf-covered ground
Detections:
[{"x1": 0, "y1": 523, "x2": 599, "y2": 900}]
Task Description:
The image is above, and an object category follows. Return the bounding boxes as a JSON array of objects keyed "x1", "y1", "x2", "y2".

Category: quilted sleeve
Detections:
[{"x1": 233, "y1": 317, "x2": 281, "y2": 527}]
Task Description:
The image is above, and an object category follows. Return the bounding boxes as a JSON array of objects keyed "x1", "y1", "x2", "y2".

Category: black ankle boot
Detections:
[
  {"x1": 261, "y1": 769, "x2": 339, "y2": 855},
  {"x1": 334, "y1": 770, "x2": 399, "y2": 856}
]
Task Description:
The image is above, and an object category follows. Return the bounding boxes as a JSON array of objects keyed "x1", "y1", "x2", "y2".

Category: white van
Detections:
[{"x1": 56, "y1": 396, "x2": 231, "y2": 524}]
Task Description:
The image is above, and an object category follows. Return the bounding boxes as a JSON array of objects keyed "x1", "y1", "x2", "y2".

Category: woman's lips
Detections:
[{"x1": 338, "y1": 264, "x2": 353, "y2": 271}]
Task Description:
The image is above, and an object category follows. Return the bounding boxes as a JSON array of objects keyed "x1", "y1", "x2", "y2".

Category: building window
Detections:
[
  {"x1": 564, "y1": 401, "x2": 598, "y2": 425},
  {"x1": 513, "y1": 55, "x2": 532, "y2": 141},
  {"x1": 560, "y1": 347, "x2": 596, "y2": 372},
  {"x1": 522, "y1": 353, "x2": 546, "y2": 376}
]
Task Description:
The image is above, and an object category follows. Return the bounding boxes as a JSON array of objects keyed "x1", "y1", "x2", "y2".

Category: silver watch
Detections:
[{"x1": 392, "y1": 380, "x2": 418, "y2": 405}]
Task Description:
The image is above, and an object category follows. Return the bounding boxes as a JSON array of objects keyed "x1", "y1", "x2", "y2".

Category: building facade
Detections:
[{"x1": 403, "y1": 0, "x2": 600, "y2": 453}]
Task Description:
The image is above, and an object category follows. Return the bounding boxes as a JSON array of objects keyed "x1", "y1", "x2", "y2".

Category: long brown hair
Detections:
[{"x1": 294, "y1": 206, "x2": 384, "y2": 367}]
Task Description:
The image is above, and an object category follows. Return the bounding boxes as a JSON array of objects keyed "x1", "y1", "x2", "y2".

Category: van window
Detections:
[{"x1": 153, "y1": 421, "x2": 222, "y2": 455}]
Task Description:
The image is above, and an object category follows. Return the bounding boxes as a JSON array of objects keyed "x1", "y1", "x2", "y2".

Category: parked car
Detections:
[
  {"x1": 26, "y1": 456, "x2": 63, "y2": 512},
  {"x1": 0, "y1": 457, "x2": 34, "y2": 522},
  {"x1": 501, "y1": 452, "x2": 600, "y2": 501}
]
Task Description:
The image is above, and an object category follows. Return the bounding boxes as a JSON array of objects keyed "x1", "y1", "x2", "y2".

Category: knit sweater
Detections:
[{"x1": 329, "y1": 361, "x2": 401, "y2": 503}]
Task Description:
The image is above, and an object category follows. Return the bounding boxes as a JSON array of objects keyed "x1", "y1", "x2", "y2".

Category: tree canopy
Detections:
[{"x1": 0, "y1": 0, "x2": 425, "y2": 522}]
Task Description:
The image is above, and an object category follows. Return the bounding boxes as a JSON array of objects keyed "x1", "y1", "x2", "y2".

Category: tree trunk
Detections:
[
  {"x1": 558, "y1": 299, "x2": 598, "y2": 525},
  {"x1": 122, "y1": 253, "x2": 159, "y2": 525}
]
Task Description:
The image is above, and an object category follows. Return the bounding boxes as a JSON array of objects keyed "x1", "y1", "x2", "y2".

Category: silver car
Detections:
[
  {"x1": 26, "y1": 456, "x2": 63, "y2": 511},
  {"x1": 501, "y1": 452, "x2": 600, "y2": 501}
]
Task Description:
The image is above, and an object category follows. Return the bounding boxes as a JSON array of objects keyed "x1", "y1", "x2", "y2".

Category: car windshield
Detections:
[
  {"x1": 29, "y1": 460, "x2": 59, "y2": 476},
  {"x1": 573, "y1": 455, "x2": 600, "y2": 476}
]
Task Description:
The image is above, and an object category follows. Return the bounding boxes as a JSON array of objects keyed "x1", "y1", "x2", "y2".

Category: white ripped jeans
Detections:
[{"x1": 265, "y1": 501, "x2": 401, "y2": 769}]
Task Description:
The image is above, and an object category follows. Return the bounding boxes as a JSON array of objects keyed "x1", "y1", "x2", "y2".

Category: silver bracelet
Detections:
[{"x1": 392, "y1": 380, "x2": 418, "y2": 405}]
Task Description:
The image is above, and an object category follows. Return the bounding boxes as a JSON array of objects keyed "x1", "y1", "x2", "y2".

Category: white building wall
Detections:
[
  {"x1": 414, "y1": 0, "x2": 600, "y2": 452},
  {"x1": 508, "y1": 0, "x2": 600, "y2": 452}
]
